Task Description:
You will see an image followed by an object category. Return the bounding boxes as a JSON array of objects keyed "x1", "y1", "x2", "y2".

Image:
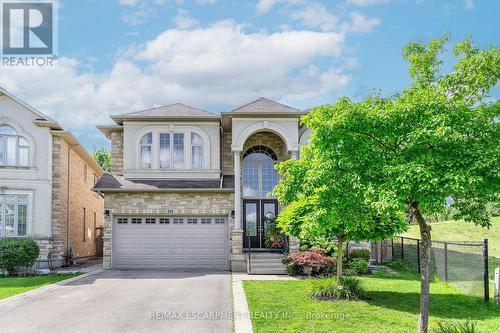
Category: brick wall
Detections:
[{"x1": 110, "y1": 130, "x2": 124, "y2": 174}]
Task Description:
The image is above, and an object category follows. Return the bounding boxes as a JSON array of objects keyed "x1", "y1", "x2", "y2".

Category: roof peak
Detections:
[{"x1": 227, "y1": 97, "x2": 302, "y2": 114}]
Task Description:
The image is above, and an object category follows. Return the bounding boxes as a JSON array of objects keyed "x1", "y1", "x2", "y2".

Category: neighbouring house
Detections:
[
  {"x1": 94, "y1": 98, "x2": 312, "y2": 271},
  {"x1": 0, "y1": 88, "x2": 104, "y2": 268}
]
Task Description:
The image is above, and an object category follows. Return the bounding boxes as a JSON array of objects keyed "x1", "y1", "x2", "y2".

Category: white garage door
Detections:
[{"x1": 114, "y1": 216, "x2": 228, "y2": 270}]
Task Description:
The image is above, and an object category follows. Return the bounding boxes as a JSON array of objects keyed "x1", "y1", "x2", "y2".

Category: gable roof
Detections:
[
  {"x1": 0, "y1": 87, "x2": 62, "y2": 130},
  {"x1": 111, "y1": 103, "x2": 219, "y2": 125},
  {"x1": 224, "y1": 97, "x2": 302, "y2": 115}
]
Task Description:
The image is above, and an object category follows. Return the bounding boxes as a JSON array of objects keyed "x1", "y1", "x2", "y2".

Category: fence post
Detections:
[
  {"x1": 483, "y1": 238, "x2": 489, "y2": 302},
  {"x1": 401, "y1": 237, "x2": 404, "y2": 261},
  {"x1": 444, "y1": 242, "x2": 448, "y2": 282},
  {"x1": 495, "y1": 267, "x2": 499, "y2": 306},
  {"x1": 391, "y1": 239, "x2": 394, "y2": 261},
  {"x1": 417, "y1": 240, "x2": 420, "y2": 274}
]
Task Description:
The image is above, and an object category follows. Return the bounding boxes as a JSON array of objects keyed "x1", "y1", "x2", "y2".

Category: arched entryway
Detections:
[{"x1": 241, "y1": 145, "x2": 280, "y2": 249}]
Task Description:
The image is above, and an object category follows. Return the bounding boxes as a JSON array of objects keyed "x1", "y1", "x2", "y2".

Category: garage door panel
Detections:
[{"x1": 114, "y1": 216, "x2": 228, "y2": 270}]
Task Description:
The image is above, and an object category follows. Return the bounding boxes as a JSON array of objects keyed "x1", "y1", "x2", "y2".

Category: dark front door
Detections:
[{"x1": 243, "y1": 199, "x2": 278, "y2": 249}]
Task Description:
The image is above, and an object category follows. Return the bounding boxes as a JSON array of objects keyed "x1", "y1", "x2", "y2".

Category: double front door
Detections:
[{"x1": 243, "y1": 199, "x2": 278, "y2": 249}]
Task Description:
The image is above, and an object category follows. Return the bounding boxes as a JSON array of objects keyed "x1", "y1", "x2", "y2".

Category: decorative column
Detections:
[
  {"x1": 233, "y1": 150, "x2": 242, "y2": 230},
  {"x1": 290, "y1": 150, "x2": 299, "y2": 160},
  {"x1": 230, "y1": 150, "x2": 245, "y2": 271}
]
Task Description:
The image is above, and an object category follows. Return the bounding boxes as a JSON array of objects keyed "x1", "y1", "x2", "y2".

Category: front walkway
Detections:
[{"x1": 0, "y1": 270, "x2": 232, "y2": 333}]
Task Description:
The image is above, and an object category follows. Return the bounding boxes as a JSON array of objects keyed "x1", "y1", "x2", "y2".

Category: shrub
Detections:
[
  {"x1": 349, "y1": 249, "x2": 371, "y2": 261},
  {"x1": 283, "y1": 250, "x2": 336, "y2": 276},
  {"x1": 0, "y1": 239, "x2": 40, "y2": 275},
  {"x1": 286, "y1": 263, "x2": 303, "y2": 276},
  {"x1": 299, "y1": 237, "x2": 337, "y2": 257},
  {"x1": 349, "y1": 258, "x2": 370, "y2": 275},
  {"x1": 264, "y1": 225, "x2": 286, "y2": 248},
  {"x1": 435, "y1": 321, "x2": 478, "y2": 333},
  {"x1": 309, "y1": 276, "x2": 366, "y2": 301}
]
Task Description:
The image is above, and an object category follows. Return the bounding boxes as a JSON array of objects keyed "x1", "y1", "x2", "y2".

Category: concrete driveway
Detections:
[{"x1": 0, "y1": 270, "x2": 232, "y2": 333}]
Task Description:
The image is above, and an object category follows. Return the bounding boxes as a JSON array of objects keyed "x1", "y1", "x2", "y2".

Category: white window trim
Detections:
[
  {"x1": 0, "y1": 121, "x2": 34, "y2": 168},
  {"x1": 0, "y1": 191, "x2": 33, "y2": 238},
  {"x1": 134, "y1": 126, "x2": 210, "y2": 170}
]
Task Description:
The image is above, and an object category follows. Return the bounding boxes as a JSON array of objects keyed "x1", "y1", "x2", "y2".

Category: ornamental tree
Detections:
[
  {"x1": 285, "y1": 36, "x2": 498, "y2": 333},
  {"x1": 274, "y1": 144, "x2": 407, "y2": 283}
]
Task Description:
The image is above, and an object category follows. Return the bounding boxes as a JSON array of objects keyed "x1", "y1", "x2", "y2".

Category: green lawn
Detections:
[
  {"x1": 0, "y1": 274, "x2": 78, "y2": 300},
  {"x1": 243, "y1": 269, "x2": 500, "y2": 333},
  {"x1": 401, "y1": 216, "x2": 500, "y2": 258}
]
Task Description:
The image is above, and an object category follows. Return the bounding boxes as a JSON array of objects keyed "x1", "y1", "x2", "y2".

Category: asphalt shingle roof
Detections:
[
  {"x1": 93, "y1": 173, "x2": 234, "y2": 191},
  {"x1": 227, "y1": 97, "x2": 302, "y2": 114},
  {"x1": 111, "y1": 103, "x2": 218, "y2": 124}
]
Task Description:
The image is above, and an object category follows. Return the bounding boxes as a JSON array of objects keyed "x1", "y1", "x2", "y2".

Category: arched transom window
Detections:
[
  {"x1": 138, "y1": 129, "x2": 206, "y2": 170},
  {"x1": 242, "y1": 146, "x2": 278, "y2": 198},
  {"x1": 0, "y1": 125, "x2": 30, "y2": 167}
]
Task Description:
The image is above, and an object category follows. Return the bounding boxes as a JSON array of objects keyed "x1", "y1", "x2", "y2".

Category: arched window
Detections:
[
  {"x1": 191, "y1": 133, "x2": 203, "y2": 169},
  {"x1": 242, "y1": 146, "x2": 278, "y2": 198},
  {"x1": 140, "y1": 132, "x2": 152, "y2": 168},
  {"x1": 0, "y1": 125, "x2": 30, "y2": 167}
]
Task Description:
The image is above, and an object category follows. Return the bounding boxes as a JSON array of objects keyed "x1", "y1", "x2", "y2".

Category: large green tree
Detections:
[{"x1": 282, "y1": 36, "x2": 498, "y2": 333}]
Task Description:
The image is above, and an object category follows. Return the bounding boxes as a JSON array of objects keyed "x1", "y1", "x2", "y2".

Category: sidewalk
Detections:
[{"x1": 54, "y1": 257, "x2": 102, "y2": 274}]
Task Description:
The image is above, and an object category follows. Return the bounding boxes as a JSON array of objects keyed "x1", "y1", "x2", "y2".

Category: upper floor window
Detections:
[
  {"x1": 140, "y1": 132, "x2": 152, "y2": 168},
  {"x1": 243, "y1": 146, "x2": 278, "y2": 198},
  {"x1": 0, "y1": 125, "x2": 30, "y2": 167},
  {"x1": 191, "y1": 133, "x2": 203, "y2": 169},
  {"x1": 137, "y1": 128, "x2": 207, "y2": 170}
]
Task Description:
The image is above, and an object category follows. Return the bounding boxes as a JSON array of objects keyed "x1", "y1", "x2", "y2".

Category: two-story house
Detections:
[
  {"x1": 0, "y1": 88, "x2": 104, "y2": 268},
  {"x1": 95, "y1": 98, "x2": 311, "y2": 272}
]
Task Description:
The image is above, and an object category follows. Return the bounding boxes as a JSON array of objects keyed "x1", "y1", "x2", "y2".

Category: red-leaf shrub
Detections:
[{"x1": 284, "y1": 250, "x2": 336, "y2": 270}]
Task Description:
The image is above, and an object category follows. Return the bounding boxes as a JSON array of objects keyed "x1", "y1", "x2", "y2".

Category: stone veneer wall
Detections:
[
  {"x1": 222, "y1": 129, "x2": 233, "y2": 173},
  {"x1": 110, "y1": 130, "x2": 124, "y2": 174},
  {"x1": 46, "y1": 135, "x2": 65, "y2": 267},
  {"x1": 242, "y1": 131, "x2": 289, "y2": 162},
  {"x1": 102, "y1": 191, "x2": 235, "y2": 269}
]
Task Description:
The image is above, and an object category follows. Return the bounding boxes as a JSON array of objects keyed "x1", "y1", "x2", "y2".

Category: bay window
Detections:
[
  {"x1": 139, "y1": 129, "x2": 205, "y2": 170},
  {"x1": 0, "y1": 194, "x2": 28, "y2": 237}
]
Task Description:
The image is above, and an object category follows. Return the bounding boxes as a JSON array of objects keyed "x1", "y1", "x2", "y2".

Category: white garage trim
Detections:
[{"x1": 112, "y1": 215, "x2": 229, "y2": 270}]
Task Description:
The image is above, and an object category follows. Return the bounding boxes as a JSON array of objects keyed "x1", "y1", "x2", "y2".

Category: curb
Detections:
[
  {"x1": 232, "y1": 275, "x2": 254, "y2": 333},
  {"x1": 0, "y1": 268, "x2": 104, "y2": 305}
]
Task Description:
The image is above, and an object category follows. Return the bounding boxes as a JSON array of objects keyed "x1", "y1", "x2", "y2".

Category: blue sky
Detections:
[{"x1": 1, "y1": 0, "x2": 498, "y2": 150}]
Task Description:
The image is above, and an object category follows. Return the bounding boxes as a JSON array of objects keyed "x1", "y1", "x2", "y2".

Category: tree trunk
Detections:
[
  {"x1": 412, "y1": 203, "x2": 432, "y2": 333},
  {"x1": 337, "y1": 236, "x2": 344, "y2": 284}
]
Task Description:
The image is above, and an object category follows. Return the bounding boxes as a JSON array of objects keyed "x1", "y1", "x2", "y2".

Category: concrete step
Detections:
[
  {"x1": 248, "y1": 258, "x2": 284, "y2": 264},
  {"x1": 251, "y1": 262, "x2": 286, "y2": 268},
  {"x1": 248, "y1": 253, "x2": 286, "y2": 259},
  {"x1": 249, "y1": 267, "x2": 287, "y2": 274}
]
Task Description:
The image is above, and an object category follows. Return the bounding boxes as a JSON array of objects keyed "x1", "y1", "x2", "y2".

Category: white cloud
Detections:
[
  {"x1": 0, "y1": 21, "x2": 350, "y2": 129},
  {"x1": 196, "y1": 0, "x2": 217, "y2": 4},
  {"x1": 255, "y1": 0, "x2": 304, "y2": 13},
  {"x1": 173, "y1": 9, "x2": 198, "y2": 29},
  {"x1": 343, "y1": 12, "x2": 380, "y2": 33},
  {"x1": 290, "y1": 4, "x2": 380, "y2": 34},
  {"x1": 122, "y1": 6, "x2": 156, "y2": 25},
  {"x1": 464, "y1": 0, "x2": 474, "y2": 10},
  {"x1": 290, "y1": 3, "x2": 339, "y2": 32},
  {"x1": 347, "y1": 0, "x2": 391, "y2": 6},
  {"x1": 119, "y1": 0, "x2": 142, "y2": 5}
]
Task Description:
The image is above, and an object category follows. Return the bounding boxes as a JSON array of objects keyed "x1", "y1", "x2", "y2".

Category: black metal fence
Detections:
[{"x1": 392, "y1": 236, "x2": 490, "y2": 301}]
